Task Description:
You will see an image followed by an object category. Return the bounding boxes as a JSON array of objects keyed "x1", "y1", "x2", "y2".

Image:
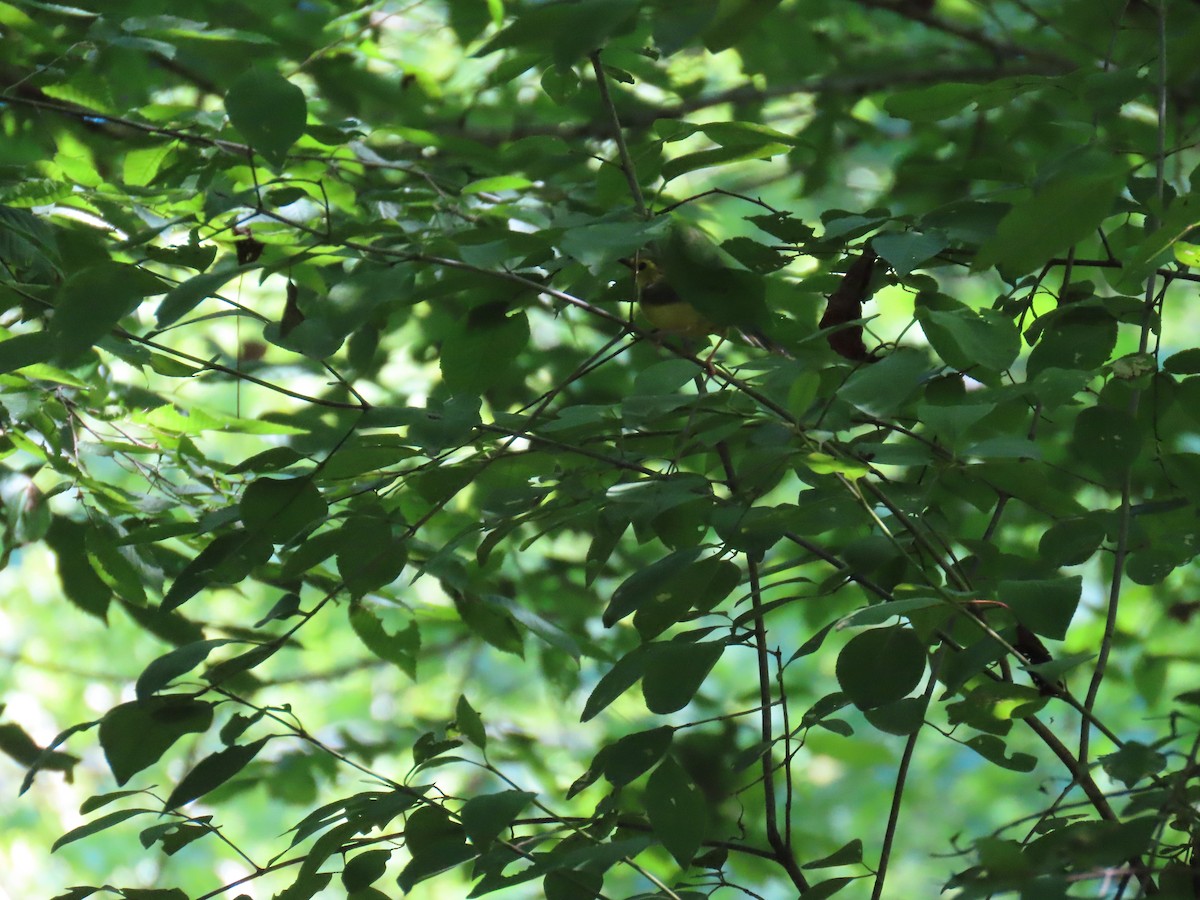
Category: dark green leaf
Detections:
[
  {"x1": 975, "y1": 152, "x2": 1125, "y2": 275},
  {"x1": 342, "y1": 849, "x2": 391, "y2": 891},
  {"x1": 239, "y1": 476, "x2": 327, "y2": 544},
  {"x1": 336, "y1": 513, "x2": 408, "y2": 598},
  {"x1": 165, "y1": 738, "x2": 269, "y2": 808},
  {"x1": 52, "y1": 808, "x2": 151, "y2": 852},
  {"x1": 862, "y1": 697, "x2": 927, "y2": 735},
  {"x1": 917, "y1": 306, "x2": 1020, "y2": 373},
  {"x1": 136, "y1": 638, "x2": 238, "y2": 700},
  {"x1": 1038, "y1": 516, "x2": 1106, "y2": 566},
  {"x1": 1100, "y1": 741, "x2": 1166, "y2": 788},
  {"x1": 455, "y1": 695, "x2": 486, "y2": 749},
  {"x1": 999, "y1": 576, "x2": 1081, "y2": 640},
  {"x1": 348, "y1": 604, "x2": 418, "y2": 678},
  {"x1": 645, "y1": 756, "x2": 708, "y2": 867},
  {"x1": 641, "y1": 640, "x2": 725, "y2": 714},
  {"x1": 46, "y1": 516, "x2": 111, "y2": 620},
  {"x1": 598, "y1": 725, "x2": 675, "y2": 787},
  {"x1": 440, "y1": 307, "x2": 530, "y2": 396},
  {"x1": 0, "y1": 332, "x2": 52, "y2": 374},
  {"x1": 1070, "y1": 405, "x2": 1142, "y2": 480},
  {"x1": 803, "y1": 839, "x2": 864, "y2": 869},
  {"x1": 100, "y1": 697, "x2": 213, "y2": 786},
  {"x1": 461, "y1": 790, "x2": 535, "y2": 848},
  {"x1": 964, "y1": 734, "x2": 1037, "y2": 772},
  {"x1": 839, "y1": 349, "x2": 930, "y2": 417},
  {"x1": 155, "y1": 264, "x2": 242, "y2": 327},
  {"x1": 50, "y1": 262, "x2": 164, "y2": 363},
  {"x1": 1026, "y1": 306, "x2": 1118, "y2": 379},
  {"x1": 225, "y1": 67, "x2": 307, "y2": 167},
  {"x1": 835, "y1": 627, "x2": 926, "y2": 710},
  {"x1": 582, "y1": 645, "x2": 652, "y2": 722},
  {"x1": 396, "y1": 806, "x2": 472, "y2": 892}
]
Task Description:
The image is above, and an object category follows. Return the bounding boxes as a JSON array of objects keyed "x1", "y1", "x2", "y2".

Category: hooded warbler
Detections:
[
  {"x1": 622, "y1": 256, "x2": 718, "y2": 339},
  {"x1": 620, "y1": 256, "x2": 787, "y2": 354}
]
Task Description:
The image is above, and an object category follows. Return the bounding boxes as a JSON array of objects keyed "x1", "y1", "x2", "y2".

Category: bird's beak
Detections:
[{"x1": 618, "y1": 257, "x2": 636, "y2": 270}]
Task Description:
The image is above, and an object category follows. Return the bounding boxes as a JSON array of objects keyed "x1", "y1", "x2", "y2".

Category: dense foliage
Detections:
[{"x1": 3, "y1": 0, "x2": 1200, "y2": 897}]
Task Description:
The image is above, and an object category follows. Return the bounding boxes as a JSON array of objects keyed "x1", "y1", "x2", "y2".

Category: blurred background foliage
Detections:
[{"x1": 2, "y1": 0, "x2": 1200, "y2": 898}]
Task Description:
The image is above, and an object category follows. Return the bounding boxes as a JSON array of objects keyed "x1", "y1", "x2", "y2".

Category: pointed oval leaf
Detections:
[
  {"x1": 239, "y1": 476, "x2": 327, "y2": 545},
  {"x1": 165, "y1": 737, "x2": 269, "y2": 809},
  {"x1": 100, "y1": 697, "x2": 213, "y2": 786},
  {"x1": 52, "y1": 808, "x2": 152, "y2": 852},
  {"x1": 461, "y1": 789, "x2": 535, "y2": 848},
  {"x1": 835, "y1": 626, "x2": 926, "y2": 711},
  {"x1": 642, "y1": 641, "x2": 725, "y2": 714},
  {"x1": 645, "y1": 756, "x2": 708, "y2": 867},
  {"x1": 225, "y1": 67, "x2": 307, "y2": 167}
]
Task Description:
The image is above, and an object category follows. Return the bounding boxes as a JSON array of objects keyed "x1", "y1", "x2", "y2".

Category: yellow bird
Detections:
[
  {"x1": 620, "y1": 256, "x2": 786, "y2": 353},
  {"x1": 622, "y1": 256, "x2": 720, "y2": 339}
]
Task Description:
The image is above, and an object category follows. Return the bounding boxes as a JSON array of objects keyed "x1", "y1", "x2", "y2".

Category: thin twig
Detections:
[
  {"x1": 871, "y1": 656, "x2": 942, "y2": 900},
  {"x1": 590, "y1": 51, "x2": 649, "y2": 219}
]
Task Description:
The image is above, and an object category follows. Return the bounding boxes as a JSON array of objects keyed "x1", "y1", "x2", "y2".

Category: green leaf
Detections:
[
  {"x1": 461, "y1": 790, "x2": 535, "y2": 848},
  {"x1": 342, "y1": 849, "x2": 391, "y2": 891},
  {"x1": 239, "y1": 476, "x2": 327, "y2": 544},
  {"x1": 645, "y1": 756, "x2": 709, "y2": 867},
  {"x1": 136, "y1": 638, "x2": 239, "y2": 700},
  {"x1": 641, "y1": 640, "x2": 725, "y2": 714},
  {"x1": 597, "y1": 725, "x2": 675, "y2": 787},
  {"x1": 440, "y1": 307, "x2": 530, "y2": 395},
  {"x1": 454, "y1": 593, "x2": 524, "y2": 657},
  {"x1": 165, "y1": 737, "x2": 269, "y2": 808},
  {"x1": 46, "y1": 516, "x2": 111, "y2": 620},
  {"x1": 964, "y1": 734, "x2": 1037, "y2": 772},
  {"x1": 663, "y1": 141, "x2": 790, "y2": 181},
  {"x1": 884, "y1": 82, "x2": 980, "y2": 121},
  {"x1": 803, "y1": 839, "x2": 864, "y2": 869},
  {"x1": 916, "y1": 306, "x2": 1020, "y2": 372},
  {"x1": 835, "y1": 626, "x2": 926, "y2": 710},
  {"x1": 1070, "y1": 405, "x2": 1142, "y2": 480},
  {"x1": 0, "y1": 332, "x2": 53, "y2": 374},
  {"x1": 604, "y1": 548, "x2": 738, "y2": 638},
  {"x1": 863, "y1": 697, "x2": 927, "y2": 735},
  {"x1": 52, "y1": 808, "x2": 151, "y2": 852},
  {"x1": 455, "y1": 695, "x2": 486, "y2": 749},
  {"x1": 336, "y1": 513, "x2": 408, "y2": 598},
  {"x1": 162, "y1": 529, "x2": 273, "y2": 612},
  {"x1": 1100, "y1": 741, "x2": 1167, "y2": 788},
  {"x1": 872, "y1": 231, "x2": 946, "y2": 276},
  {"x1": 582, "y1": 645, "x2": 652, "y2": 722},
  {"x1": 1161, "y1": 453, "x2": 1200, "y2": 506},
  {"x1": 474, "y1": 0, "x2": 640, "y2": 66},
  {"x1": 396, "y1": 806, "x2": 472, "y2": 892},
  {"x1": 998, "y1": 576, "x2": 1081, "y2": 640},
  {"x1": 974, "y1": 151, "x2": 1125, "y2": 275},
  {"x1": 801, "y1": 878, "x2": 855, "y2": 899},
  {"x1": 155, "y1": 264, "x2": 242, "y2": 328},
  {"x1": 1026, "y1": 306, "x2": 1118, "y2": 379},
  {"x1": 348, "y1": 604, "x2": 418, "y2": 678},
  {"x1": 1038, "y1": 516, "x2": 1106, "y2": 566},
  {"x1": 225, "y1": 67, "x2": 307, "y2": 168},
  {"x1": 839, "y1": 348, "x2": 930, "y2": 417},
  {"x1": 1164, "y1": 348, "x2": 1200, "y2": 374},
  {"x1": 100, "y1": 697, "x2": 213, "y2": 786},
  {"x1": 49, "y1": 262, "x2": 164, "y2": 363},
  {"x1": 702, "y1": 0, "x2": 783, "y2": 52}
]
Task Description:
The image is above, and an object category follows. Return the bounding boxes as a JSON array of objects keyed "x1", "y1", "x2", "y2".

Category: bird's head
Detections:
[{"x1": 619, "y1": 255, "x2": 664, "y2": 289}]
